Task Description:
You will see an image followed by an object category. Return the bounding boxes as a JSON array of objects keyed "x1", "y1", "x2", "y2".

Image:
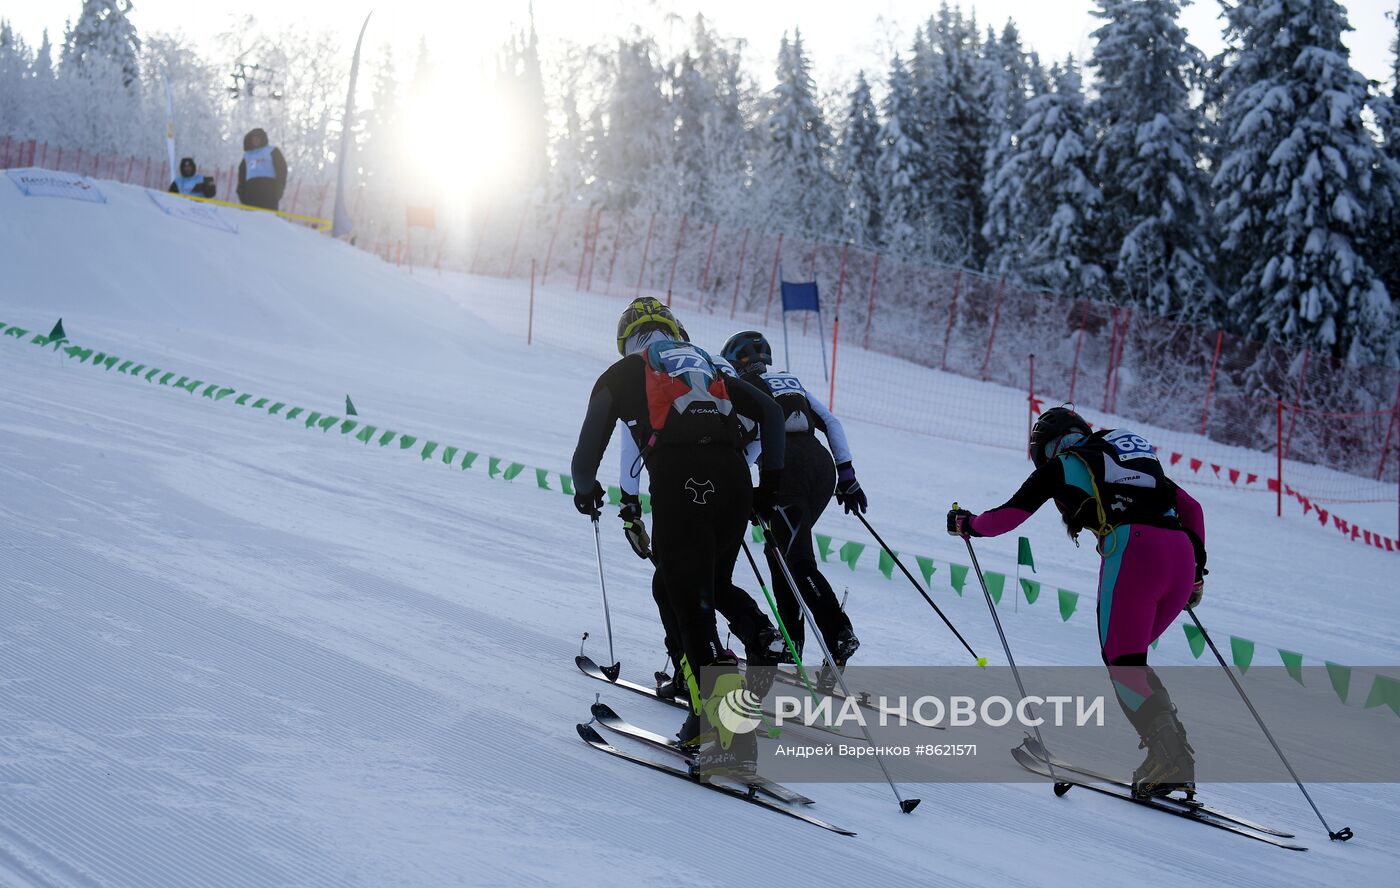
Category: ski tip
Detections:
[
  {"x1": 1053, "y1": 782, "x2": 1073, "y2": 797},
  {"x1": 575, "y1": 654, "x2": 596, "y2": 670},
  {"x1": 975, "y1": 656, "x2": 988, "y2": 668},
  {"x1": 591, "y1": 701, "x2": 619, "y2": 719},
  {"x1": 601, "y1": 662, "x2": 622, "y2": 682},
  {"x1": 899, "y1": 798, "x2": 921, "y2": 814},
  {"x1": 577, "y1": 723, "x2": 606, "y2": 744}
]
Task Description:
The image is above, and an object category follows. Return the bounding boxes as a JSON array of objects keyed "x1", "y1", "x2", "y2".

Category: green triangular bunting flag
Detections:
[
  {"x1": 47, "y1": 318, "x2": 66, "y2": 342},
  {"x1": 838, "y1": 541, "x2": 864, "y2": 570},
  {"x1": 1020, "y1": 578, "x2": 1040, "y2": 604},
  {"x1": 985, "y1": 571, "x2": 1006, "y2": 604},
  {"x1": 420, "y1": 441, "x2": 438, "y2": 460},
  {"x1": 559, "y1": 474, "x2": 574, "y2": 495},
  {"x1": 949, "y1": 564, "x2": 968, "y2": 596},
  {"x1": 1278, "y1": 649, "x2": 1305, "y2": 685},
  {"x1": 815, "y1": 534, "x2": 833, "y2": 562},
  {"x1": 1362, "y1": 675, "x2": 1400, "y2": 717},
  {"x1": 345, "y1": 395, "x2": 357, "y2": 416},
  {"x1": 442, "y1": 446, "x2": 459, "y2": 465},
  {"x1": 1325, "y1": 662, "x2": 1352, "y2": 703},
  {"x1": 752, "y1": 525, "x2": 765, "y2": 543},
  {"x1": 1182, "y1": 623, "x2": 1205, "y2": 659},
  {"x1": 1230, "y1": 636, "x2": 1255, "y2": 673},
  {"x1": 503, "y1": 463, "x2": 525, "y2": 481},
  {"x1": 489, "y1": 457, "x2": 502, "y2": 478},
  {"x1": 1057, "y1": 588, "x2": 1078, "y2": 621},
  {"x1": 536, "y1": 468, "x2": 551, "y2": 490},
  {"x1": 878, "y1": 548, "x2": 896, "y2": 580},
  {"x1": 1017, "y1": 536, "x2": 1035, "y2": 572},
  {"x1": 916, "y1": 555, "x2": 936, "y2": 588}
]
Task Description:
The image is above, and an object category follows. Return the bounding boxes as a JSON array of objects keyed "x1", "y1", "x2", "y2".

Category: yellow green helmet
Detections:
[{"x1": 616, "y1": 297, "x2": 683, "y2": 355}]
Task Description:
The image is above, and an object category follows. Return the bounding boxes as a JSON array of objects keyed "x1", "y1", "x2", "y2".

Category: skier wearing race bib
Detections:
[
  {"x1": 572, "y1": 298, "x2": 786, "y2": 776},
  {"x1": 947, "y1": 405, "x2": 1207, "y2": 799},
  {"x1": 236, "y1": 128, "x2": 288, "y2": 211},
  {"x1": 720, "y1": 330, "x2": 866, "y2": 677}
]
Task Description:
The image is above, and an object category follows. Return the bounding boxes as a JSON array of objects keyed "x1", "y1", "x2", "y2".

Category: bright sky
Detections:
[{"x1": 12, "y1": 0, "x2": 1399, "y2": 93}]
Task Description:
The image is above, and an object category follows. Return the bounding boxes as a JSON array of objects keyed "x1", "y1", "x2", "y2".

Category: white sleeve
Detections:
[
  {"x1": 808, "y1": 396, "x2": 853, "y2": 465},
  {"x1": 619, "y1": 425, "x2": 643, "y2": 496},
  {"x1": 744, "y1": 438, "x2": 763, "y2": 467}
]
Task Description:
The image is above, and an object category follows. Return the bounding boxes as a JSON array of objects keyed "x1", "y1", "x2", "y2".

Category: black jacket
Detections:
[{"x1": 236, "y1": 147, "x2": 288, "y2": 211}]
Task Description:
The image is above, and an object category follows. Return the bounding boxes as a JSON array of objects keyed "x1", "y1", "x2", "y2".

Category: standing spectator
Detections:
[
  {"x1": 236, "y1": 128, "x2": 288, "y2": 211},
  {"x1": 168, "y1": 157, "x2": 216, "y2": 198}
]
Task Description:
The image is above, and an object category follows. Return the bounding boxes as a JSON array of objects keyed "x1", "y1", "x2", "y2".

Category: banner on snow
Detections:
[
  {"x1": 147, "y1": 190, "x2": 239, "y2": 234},
  {"x1": 6, "y1": 167, "x2": 107, "y2": 203}
]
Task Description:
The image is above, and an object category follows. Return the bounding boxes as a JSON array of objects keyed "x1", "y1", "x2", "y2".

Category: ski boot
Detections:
[
  {"x1": 655, "y1": 670, "x2": 686, "y2": 702},
  {"x1": 832, "y1": 628, "x2": 860, "y2": 669},
  {"x1": 1131, "y1": 707, "x2": 1196, "y2": 801},
  {"x1": 689, "y1": 660, "x2": 760, "y2": 779},
  {"x1": 742, "y1": 626, "x2": 786, "y2": 698}
]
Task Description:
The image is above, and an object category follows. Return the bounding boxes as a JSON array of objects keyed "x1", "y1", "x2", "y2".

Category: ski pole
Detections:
[
  {"x1": 1187, "y1": 608, "x2": 1353, "y2": 841},
  {"x1": 854, "y1": 511, "x2": 986, "y2": 666},
  {"x1": 760, "y1": 520, "x2": 921, "y2": 813},
  {"x1": 590, "y1": 517, "x2": 621, "y2": 682},
  {"x1": 954, "y1": 512, "x2": 1060, "y2": 786},
  {"x1": 739, "y1": 539, "x2": 820, "y2": 702}
]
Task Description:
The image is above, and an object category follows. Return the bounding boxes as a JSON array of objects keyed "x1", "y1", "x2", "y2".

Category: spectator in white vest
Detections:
[
  {"x1": 168, "y1": 157, "x2": 216, "y2": 198},
  {"x1": 236, "y1": 128, "x2": 288, "y2": 211}
]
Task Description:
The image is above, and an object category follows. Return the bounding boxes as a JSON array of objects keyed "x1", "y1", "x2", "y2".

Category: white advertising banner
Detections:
[
  {"x1": 147, "y1": 190, "x2": 239, "y2": 234},
  {"x1": 6, "y1": 167, "x2": 107, "y2": 203}
]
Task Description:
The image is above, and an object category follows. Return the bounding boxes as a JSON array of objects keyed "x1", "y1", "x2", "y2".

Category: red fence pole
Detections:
[
  {"x1": 764, "y1": 233, "x2": 784, "y2": 325},
  {"x1": 979, "y1": 275, "x2": 1007, "y2": 381},
  {"x1": 666, "y1": 214, "x2": 688, "y2": 298},
  {"x1": 1028, "y1": 353, "x2": 1037, "y2": 440},
  {"x1": 699, "y1": 223, "x2": 719, "y2": 293},
  {"x1": 1199, "y1": 329, "x2": 1224, "y2": 434},
  {"x1": 1067, "y1": 300, "x2": 1089, "y2": 404},
  {"x1": 124, "y1": 156, "x2": 134, "y2": 183},
  {"x1": 829, "y1": 313, "x2": 842, "y2": 411},
  {"x1": 635, "y1": 212, "x2": 657, "y2": 296},
  {"x1": 40, "y1": 141, "x2": 50, "y2": 168},
  {"x1": 575, "y1": 208, "x2": 593, "y2": 291},
  {"x1": 1103, "y1": 307, "x2": 1122, "y2": 412},
  {"x1": 730, "y1": 229, "x2": 750, "y2": 320},
  {"x1": 54, "y1": 146, "x2": 63, "y2": 171},
  {"x1": 1, "y1": 135, "x2": 10, "y2": 167},
  {"x1": 863, "y1": 253, "x2": 881, "y2": 351},
  {"x1": 940, "y1": 270, "x2": 963, "y2": 371},
  {"x1": 1109, "y1": 307, "x2": 1131, "y2": 413},
  {"x1": 605, "y1": 212, "x2": 624, "y2": 295},
  {"x1": 1276, "y1": 398, "x2": 1284, "y2": 518},
  {"x1": 540, "y1": 206, "x2": 565, "y2": 285},
  {"x1": 1284, "y1": 349, "x2": 1310, "y2": 459},
  {"x1": 1378, "y1": 382, "x2": 1400, "y2": 481},
  {"x1": 506, "y1": 207, "x2": 527, "y2": 278}
]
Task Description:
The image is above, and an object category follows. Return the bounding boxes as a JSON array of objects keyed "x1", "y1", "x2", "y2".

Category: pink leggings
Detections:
[{"x1": 1098, "y1": 525, "x2": 1195, "y2": 704}]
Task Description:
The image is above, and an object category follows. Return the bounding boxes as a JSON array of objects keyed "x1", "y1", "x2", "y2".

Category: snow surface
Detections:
[{"x1": 0, "y1": 177, "x2": 1396, "y2": 886}]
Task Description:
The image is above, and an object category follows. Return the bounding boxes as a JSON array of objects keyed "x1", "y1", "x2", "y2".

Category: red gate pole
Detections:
[
  {"x1": 1276, "y1": 398, "x2": 1284, "y2": 518},
  {"x1": 1110, "y1": 307, "x2": 1131, "y2": 412},
  {"x1": 829, "y1": 313, "x2": 842, "y2": 410},
  {"x1": 699, "y1": 223, "x2": 719, "y2": 293},
  {"x1": 540, "y1": 206, "x2": 565, "y2": 285},
  {"x1": 863, "y1": 252, "x2": 881, "y2": 350},
  {"x1": 940, "y1": 270, "x2": 962, "y2": 371},
  {"x1": 979, "y1": 275, "x2": 1007, "y2": 381},
  {"x1": 635, "y1": 212, "x2": 657, "y2": 296},
  {"x1": 1200, "y1": 329, "x2": 1224, "y2": 434},
  {"x1": 1284, "y1": 349, "x2": 1310, "y2": 459},
  {"x1": 764, "y1": 233, "x2": 784, "y2": 325},
  {"x1": 506, "y1": 206, "x2": 527, "y2": 278},
  {"x1": 666, "y1": 213, "x2": 688, "y2": 299},
  {"x1": 528, "y1": 259, "x2": 536, "y2": 345},
  {"x1": 729, "y1": 229, "x2": 749, "y2": 320},
  {"x1": 604, "y1": 211, "x2": 624, "y2": 295}
]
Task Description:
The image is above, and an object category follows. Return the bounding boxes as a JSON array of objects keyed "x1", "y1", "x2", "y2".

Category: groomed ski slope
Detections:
[{"x1": 0, "y1": 176, "x2": 1395, "y2": 887}]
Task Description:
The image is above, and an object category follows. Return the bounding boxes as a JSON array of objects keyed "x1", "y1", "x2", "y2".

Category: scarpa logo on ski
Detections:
[
  {"x1": 685, "y1": 477, "x2": 715, "y2": 504},
  {"x1": 715, "y1": 687, "x2": 764, "y2": 736}
]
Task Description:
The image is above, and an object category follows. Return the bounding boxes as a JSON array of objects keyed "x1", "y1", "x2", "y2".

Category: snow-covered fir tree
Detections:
[
  {"x1": 759, "y1": 29, "x2": 838, "y2": 236},
  {"x1": 999, "y1": 57, "x2": 1106, "y2": 296},
  {"x1": 979, "y1": 21, "x2": 1032, "y2": 277},
  {"x1": 1087, "y1": 0, "x2": 1216, "y2": 321},
  {"x1": 592, "y1": 36, "x2": 672, "y2": 212},
  {"x1": 876, "y1": 53, "x2": 926, "y2": 259},
  {"x1": 499, "y1": 13, "x2": 548, "y2": 196},
  {"x1": 836, "y1": 70, "x2": 882, "y2": 248},
  {"x1": 62, "y1": 0, "x2": 141, "y2": 88},
  {"x1": 929, "y1": 5, "x2": 989, "y2": 266},
  {"x1": 1213, "y1": 0, "x2": 1396, "y2": 365}
]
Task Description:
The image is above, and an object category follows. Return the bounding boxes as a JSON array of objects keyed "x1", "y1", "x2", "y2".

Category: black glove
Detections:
[
  {"x1": 573, "y1": 481, "x2": 605, "y2": 518},
  {"x1": 1188, "y1": 563, "x2": 1207, "y2": 608},
  {"x1": 752, "y1": 469, "x2": 781, "y2": 524},
  {"x1": 834, "y1": 462, "x2": 867, "y2": 514},
  {"x1": 946, "y1": 507, "x2": 981, "y2": 537},
  {"x1": 619, "y1": 493, "x2": 652, "y2": 560}
]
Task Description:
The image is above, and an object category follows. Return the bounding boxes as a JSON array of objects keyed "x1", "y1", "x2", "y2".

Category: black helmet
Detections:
[
  {"x1": 179, "y1": 157, "x2": 196, "y2": 175},
  {"x1": 721, "y1": 330, "x2": 772, "y2": 372},
  {"x1": 616, "y1": 297, "x2": 682, "y2": 355},
  {"x1": 1029, "y1": 406, "x2": 1092, "y2": 467}
]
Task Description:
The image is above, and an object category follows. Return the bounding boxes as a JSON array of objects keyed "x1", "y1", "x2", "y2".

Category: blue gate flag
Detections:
[{"x1": 780, "y1": 280, "x2": 820, "y2": 312}]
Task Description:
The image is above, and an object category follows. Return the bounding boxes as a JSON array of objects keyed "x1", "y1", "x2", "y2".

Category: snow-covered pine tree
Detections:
[
  {"x1": 933, "y1": 5, "x2": 989, "y2": 266},
  {"x1": 980, "y1": 21, "x2": 1032, "y2": 276},
  {"x1": 876, "y1": 53, "x2": 926, "y2": 259},
  {"x1": 759, "y1": 29, "x2": 838, "y2": 237},
  {"x1": 0, "y1": 20, "x2": 31, "y2": 134},
  {"x1": 683, "y1": 15, "x2": 753, "y2": 226},
  {"x1": 499, "y1": 12, "x2": 548, "y2": 196},
  {"x1": 62, "y1": 0, "x2": 141, "y2": 88},
  {"x1": 1000, "y1": 57, "x2": 1107, "y2": 296},
  {"x1": 592, "y1": 36, "x2": 672, "y2": 212},
  {"x1": 836, "y1": 70, "x2": 881, "y2": 249},
  {"x1": 1087, "y1": 0, "x2": 1216, "y2": 322},
  {"x1": 1213, "y1": 0, "x2": 1396, "y2": 365}
]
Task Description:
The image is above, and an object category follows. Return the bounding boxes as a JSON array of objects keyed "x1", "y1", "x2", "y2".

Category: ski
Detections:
[
  {"x1": 731, "y1": 656, "x2": 946, "y2": 729},
  {"x1": 1010, "y1": 745, "x2": 1306, "y2": 851},
  {"x1": 589, "y1": 702, "x2": 815, "y2": 806},
  {"x1": 1018, "y1": 736, "x2": 1295, "y2": 837},
  {"x1": 576, "y1": 724, "x2": 856, "y2": 836}
]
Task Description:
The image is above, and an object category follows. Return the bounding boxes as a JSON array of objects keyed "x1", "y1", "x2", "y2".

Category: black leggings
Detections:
[
  {"x1": 765, "y1": 435, "x2": 850, "y2": 654},
  {"x1": 648, "y1": 444, "x2": 753, "y2": 672}
]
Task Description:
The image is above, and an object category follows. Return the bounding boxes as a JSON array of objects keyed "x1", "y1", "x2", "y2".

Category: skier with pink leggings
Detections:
[{"x1": 947, "y1": 406, "x2": 1207, "y2": 799}]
